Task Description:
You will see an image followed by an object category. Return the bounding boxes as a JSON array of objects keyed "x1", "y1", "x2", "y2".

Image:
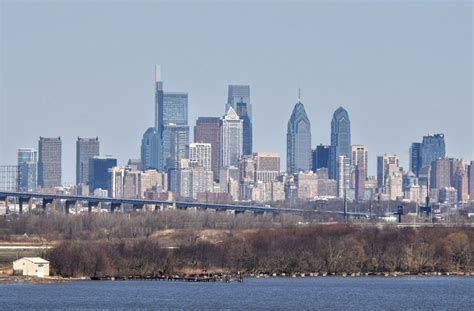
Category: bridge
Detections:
[{"x1": 0, "y1": 191, "x2": 368, "y2": 218}]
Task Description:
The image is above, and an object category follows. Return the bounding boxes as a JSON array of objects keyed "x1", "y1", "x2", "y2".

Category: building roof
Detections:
[{"x1": 14, "y1": 257, "x2": 49, "y2": 264}]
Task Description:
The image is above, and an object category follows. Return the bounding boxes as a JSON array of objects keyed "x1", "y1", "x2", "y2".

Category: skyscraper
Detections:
[
  {"x1": 329, "y1": 107, "x2": 351, "y2": 180},
  {"x1": 194, "y1": 117, "x2": 221, "y2": 180},
  {"x1": 468, "y1": 161, "x2": 474, "y2": 201},
  {"x1": 430, "y1": 158, "x2": 451, "y2": 190},
  {"x1": 420, "y1": 134, "x2": 446, "y2": 170},
  {"x1": 154, "y1": 65, "x2": 164, "y2": 171},
  {"x1": 221, "y1": 106, "x2": 243, "y2": 168},
  {"x1": 377, "y1": 154, "x2": 400, "y2": 192},
  {"x1": 38, "y1": 137, "x2": 62, "y2": 188},
  {"x1": 17, "y1": 148, "x2": 37, "y2": 192},
  {"x1": 141, "y1": 127, "x2": 161, "y2": 170},
  {"x1": 189, "y1": 143, "x2": 212, "y2": 171},
  {"x1": 88, "y1": 156, "x2": 117, "y2": 194},
  {"x1": 409, "y1": 142, "x2": 422, "y2": 176},
  {"x1": 76, "y1": 137, "x2": 99, "y2": 185},
  {"x1": 351, "y1": 145, "x2": 368, "y2": 180},
  {"x1": 312, "y1": 144, "x2": 330, "y2": 171},
  {"x1": 0, "y1": 166, "x2": 19, "y2": 191},
  {"x1": 287, "y1": 96, "x2": 311, "y2": 174},
  {"x1": 227, "y1": 85, "x2": 252, "y2": 155},
  {"x1": 161, "y1": 92, "x2": 189, "y2": 170},
  {"x1": 164, "y1": 124, "x2": 189, "y2": 170}
]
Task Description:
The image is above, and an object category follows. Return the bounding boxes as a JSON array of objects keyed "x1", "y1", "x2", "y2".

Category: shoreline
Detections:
[{"x1": 1, "y1": 271, "x2": 473, "y2": 285}]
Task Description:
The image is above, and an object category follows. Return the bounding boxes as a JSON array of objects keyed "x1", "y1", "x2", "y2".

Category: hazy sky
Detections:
[{"x1": 1, "y1": 1, "x2": 472, "y2": 184}]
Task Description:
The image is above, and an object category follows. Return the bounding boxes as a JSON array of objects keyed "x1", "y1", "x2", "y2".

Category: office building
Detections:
[
  {"x1": 287, "y1": 96, "x2": 311, "y2": 174},
  {"x1": 254, "y1": 152, "x2": 280, "y2": 183},
  {"x1": 469, "y1": 161, "x2": 474, "y2": 200},
  {"x1": 377, "y1": 154, "x2": 400, "y2": 191},
  {"x1": 312, "y1": 144, "x2": 330, "y2": 171},
  {"x1": 76, "y1": 137, "x2": 99, "y2": 185},
  {"x1": 409, "y1": 142, "x2": 422, "y2": 176},
  {"x1": 163, "y1": 124, "x2": 189, "y2": 170},
  {"x1": 430, "y1": 158, "x2": 451, "y2": 190},
  {"x1": 17, "y1": 148, "x2": 37, "y2": 192},
  {"x1": 194, "y1": 117, "x2": 221, "y2": 180},
  {"x1": 141, "y1": 127, "x2": 161, "y2": 170},
  {"x1": 89, "y1": 156, "x2": 117, "y2": 194},
  {"x1": 329, "y1": 107, "x2": 351, "y2": 180},
  {"x1": 452, "y1": 167, "x2": 469, "y2": 203},
  {"x1": 351, "y1": 145, "x2": 368, "y2": 180},
  {"x1": 221, "y1": 107, "x2": 243, "y2": 168},
  {"x1": 0, "y1": 165, "x2": 19, "y2": 191},
  {"x1": 420, "y1": 134, "x2": 446, "y2": 170},
  {"x1": 189, "y1": 143, "x2": 212, "y2": 171},
  {"x1": 38, "y1": 137, "x2": 62, "y2": 188}
]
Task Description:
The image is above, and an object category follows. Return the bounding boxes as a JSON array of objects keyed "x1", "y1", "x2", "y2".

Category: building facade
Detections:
[
  {"x1": 38, "y1": 137, "x2": 62, "y2": 188},
  {"x1": 0, "y1": 165, "x2": 19, "y2": 191},
  {"x1": 141, "y1": 127, "x2": 161, "y2": 170},
  {"x1": 329, "y1": 107, "x2": 351, "y2": 181},
  {"x1": 76, "y1": 137, "x2": 99, "y2": 185},
  {"x1": 221, "y1": 107, "x2": 243, "y2": 168},
  {"x1": 17, "y1": 148, "x2": 37, "y2": 192},
  {"x1": 189, "y1": 143, "x2": 212, "y2": 171},
  {"x1": 312, "y1": 144, "x2": 330, "y2": 171},
  {"x1": 420, "y1": 134, "x2": 446, "y2": 171},
  {"x1": 194, "y1": 117, "x2": 221, "y2": 181},
  {"x1": 287, "y1": 99, "x2": 311, "y2": 174},
  {"x1": 89, "y1": 156, "x2": 117, "y2": 194},
  {"x1": 410, "y1": 142, "x2": 422, "y2": 176}
]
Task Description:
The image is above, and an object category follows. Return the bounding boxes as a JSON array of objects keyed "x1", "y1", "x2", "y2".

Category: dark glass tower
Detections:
[
  {"x1": 410, "y1": 142, "x2": 422, "y2": 176},
  {"x1": 312, "y1": 144, "x2": 330, "y2": 171},
  {"x1": 154, "y1": 65, "x2": 164, "y2": 171},
  {"x1": 329, "y1": 107, "x2": 351, "y2": 180},
  {"x1": 420, "y1": 134, "x2": 446, "y2": 170},
  {"x1": 227, "y1": 85, "x2": 252, "y2": 155},
  {"x1": 141, "y1": 127, "x2": 161, "y2": 170},
  {"x1": 287, "y1": 97, "x2": 311, "y2": 174},
  {"x1": 88, "y1": 156, "x2": 117, "y2": 193}
]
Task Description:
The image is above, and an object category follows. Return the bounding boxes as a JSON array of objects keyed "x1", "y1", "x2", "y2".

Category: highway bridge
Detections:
[{"x1": 0, "y1": 191, "x2": 369, "y2": 218}]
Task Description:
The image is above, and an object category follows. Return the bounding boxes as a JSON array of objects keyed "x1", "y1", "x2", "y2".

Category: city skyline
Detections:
[{"x1": 1, "y1": 2, "x2": 472, "y2": 183}]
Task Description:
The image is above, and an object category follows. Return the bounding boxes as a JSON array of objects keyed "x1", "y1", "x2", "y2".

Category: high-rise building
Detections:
[
  {"x1": 337, "y1": 156, "x2": 351, "y2": 197},
  {"x1": 312, "y1": 144, "x2": 330, "y2": 171},
  {"x1": 329, "y1": 107, "x2": 351, "y2": 180},
  {"x1": 452, "y1": 166, "x2": 469, "y2": 203},
  {"x1": 227, "y1": 85, "x2": 252, "y2": 156},
  {"x1": 351, "y1": 145, "x2": 368, "y2": 180},
  {"x1": 420, "y1": 134, "x2": 446, "y2": 171},
  {"x1": 76, "y1": 137, "x2": 99, "y2": 185},
  {"x1": 194, "y1": 117, "x2": 221, "y2": 180},
  {"x1": 38, "y1": 137, "x2": 62, "y2": 188},
  {"x1": 89, "y1": 156, "x2": 117, "y2": 194},
  {"x1": 287, "y1": 97, "x2": 311, "y2": 174},
  {"x1": 430, "y1": 158, "x2": 451, "y2": 190},
  {"x1": 377, "y1": 154, "x2": 400, "y2": 191},
  {"x1": 468, "y1": 161, "x2": 474, "y2": 201},
  {"x1": 0, "y1": 165, "x2": 19, "y2": 191},
  {"x1": 189, "y1": 143, "x2": 212, "y2": 171},
  {"x1": 141, "y1": 127, "x2": 161, "y2": 170},
  {"x1": 409, "y1": 142, "x2": 422, "y2": 176},
  {"x1": 254, "y1": 152, "x2": 280, "y2": 183},
  {"x1": 154, "y1": 65, "x2": 164, "y2": 131},
  {"x1": 163, "y1": 92, "x2": 188, "y2": 125},
  {"x1": 164, "y1": 124, "x2": 189, "y2": 170},
  {"x1": 221, "y1": 106, "x2": 243, "y2": 168},
  {"x1": 17, "y1": 148, "x2": 37, "y2": 192}
]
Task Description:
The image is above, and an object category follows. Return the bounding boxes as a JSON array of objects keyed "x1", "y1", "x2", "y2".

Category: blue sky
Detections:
[{"x1": 1, "y1": 1, "x2": 472, "y2": 184}]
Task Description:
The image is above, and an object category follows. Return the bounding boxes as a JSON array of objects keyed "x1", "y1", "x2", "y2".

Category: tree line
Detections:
[{"x1": 47, "y1": 225, "x2": 474, "y2": 277}]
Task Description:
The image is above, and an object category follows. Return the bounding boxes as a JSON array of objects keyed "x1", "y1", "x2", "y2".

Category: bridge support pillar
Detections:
[
  {"x1": 65, "y1": 200, "x2": 76, "y2": 214},
  {"x1": 88, "y1": 201, "x2": 98, "y2": 214},
  {"x1": 41, "y1": 198, "x2": 53, "y2": 212},
  {"x1": 110, "y1": 202, "x2": 121, "y2": 213},
  {"x1": 18, "y1": 197, "x2": 30, "y2": 215}
]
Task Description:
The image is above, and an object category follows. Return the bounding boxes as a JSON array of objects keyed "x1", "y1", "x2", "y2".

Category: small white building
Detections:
[{"x1": 13, "y1": 257, "x2": 50, "y2": 277}]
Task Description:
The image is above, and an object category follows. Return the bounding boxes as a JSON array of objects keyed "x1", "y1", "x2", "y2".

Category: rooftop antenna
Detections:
[{"x1": 298, "y1": 88, "x2": 301, "y2": 102}]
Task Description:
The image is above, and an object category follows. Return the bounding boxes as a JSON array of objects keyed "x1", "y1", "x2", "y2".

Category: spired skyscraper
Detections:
[
  {"x1": 287, "y1": 94, "x2": 311, "y2": 174},
  {"x1": 221, "y1": 106, "x2": 243, "y2": 168},
  {"x1": 76, "y1": 137, "x2": 99, "y2": 185},
  {"x1": 329, "y1": 107, "x2": 351, "y2": 197},
  {"x1": 227, "y1": 85, "x2": 252, "y2": 155}
]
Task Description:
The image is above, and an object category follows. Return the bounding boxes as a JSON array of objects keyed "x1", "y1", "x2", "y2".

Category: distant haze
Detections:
[{"x1": 1, "y1": 2, "x2": 472, "y2": 184}]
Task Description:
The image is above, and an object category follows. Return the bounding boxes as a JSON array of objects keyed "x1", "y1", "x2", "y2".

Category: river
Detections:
[{"x1": 1, "y1": 276, "x2": 473, "y2": 310}]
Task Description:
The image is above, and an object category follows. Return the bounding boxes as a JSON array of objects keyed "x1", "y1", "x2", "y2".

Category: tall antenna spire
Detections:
[{"x1": 298, "y1": 88, "x2": 301, "y2": 102}]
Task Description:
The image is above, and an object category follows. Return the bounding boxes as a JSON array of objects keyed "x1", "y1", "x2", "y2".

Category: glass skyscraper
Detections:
[
  {"x1": 227, "y1": 85, "x2": 252, "y2": 155},
  {"x1": 312, "y1": 144, "x2": 330, "y2": 171},
  {"x1": 409, "y1": 142, "x2": 422, "y2": 176},
  {"x1": 329, "y1": 107, "x2": 351, "y2": 180},
  {"x1": 287, "y1": 99, "x2": 311, "y2": 174},
  {"x1": 88, "y1": 156, "x2": 117, "y2": 194},
  {"x1": 17, "y1": 148, "x2": 37, "y2": 192},
  {"x1": 141, "y1": 127, "x2": 161, "y2": 170},
  {"x1": 153, "y1": 65, "x2": 164, "y2": 171},
  {"x1": 420, "y1": 134, "x2": 446, "y2": 170}
]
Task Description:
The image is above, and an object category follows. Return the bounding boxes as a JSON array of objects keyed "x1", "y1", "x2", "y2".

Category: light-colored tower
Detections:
[
  {"x1": 220, "y1": 106, "x2": 243, "y2": 168},
  {"x1": 189, "y1": 143, "x2": 212, "y2": 171}
]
